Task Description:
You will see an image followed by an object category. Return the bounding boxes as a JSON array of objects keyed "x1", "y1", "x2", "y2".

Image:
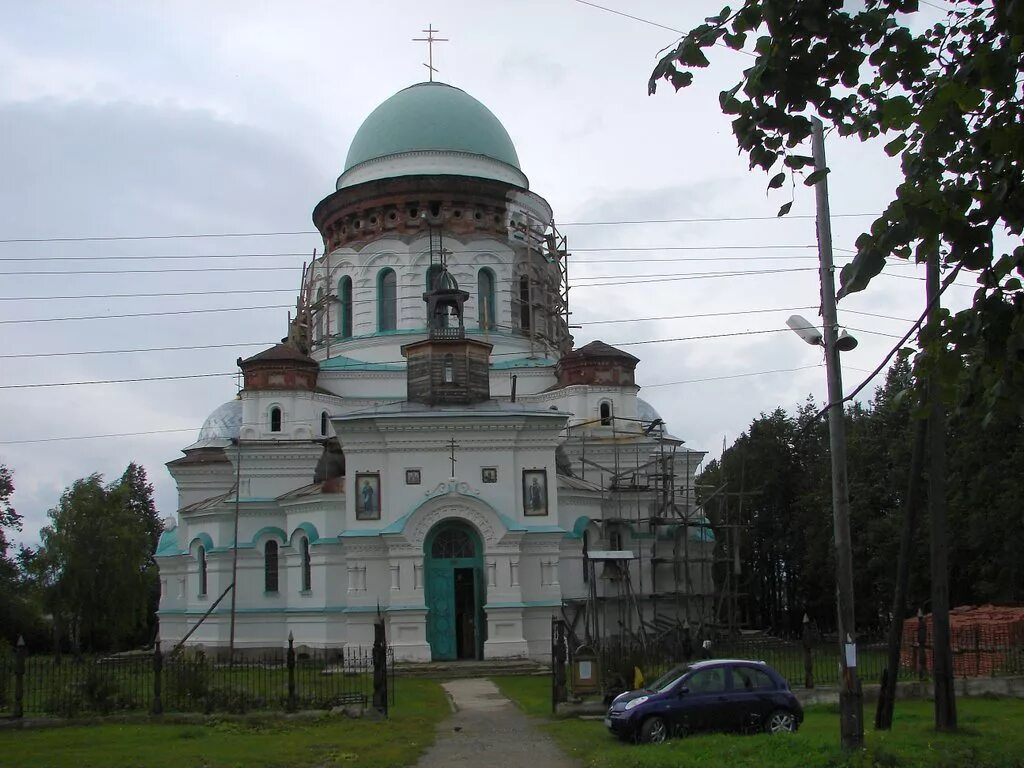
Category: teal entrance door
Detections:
[{"x1": 424, "y1": 522, "x2": 485, "y2": 661}]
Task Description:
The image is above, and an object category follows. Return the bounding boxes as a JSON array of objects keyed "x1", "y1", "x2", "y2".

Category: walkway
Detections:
[{"x1": 414, "y1": 678, "x2": 579, "y2": 768}]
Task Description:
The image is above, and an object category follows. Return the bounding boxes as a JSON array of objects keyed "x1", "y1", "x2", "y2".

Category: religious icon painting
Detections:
[
  {"x1": 522, "y1": 469, "x2": 548, "y2": 516},
  {"x1": 481, "y1": 467, "x2": 497, "y2": 484},
  {"x1": 405, "y1": 469, "x2": 421, "y2": 485},
  {"x1": 355, "y1": 472, "x2": 381, "y2": 520}
]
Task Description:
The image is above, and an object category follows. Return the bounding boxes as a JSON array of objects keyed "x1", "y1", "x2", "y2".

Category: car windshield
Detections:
[{"x1": 647, "y1": 664, "x2": 691, "y2": 693}]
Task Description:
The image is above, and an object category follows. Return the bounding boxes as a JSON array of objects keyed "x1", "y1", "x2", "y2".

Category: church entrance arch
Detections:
[{"x1": 424, "y1": 520, "x2": 485, "y2": 661}]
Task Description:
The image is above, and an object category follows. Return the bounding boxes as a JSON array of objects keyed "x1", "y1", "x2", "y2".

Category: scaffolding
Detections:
[{"x1": 559, "y1": 412, "x2": 755, "y2": 652}]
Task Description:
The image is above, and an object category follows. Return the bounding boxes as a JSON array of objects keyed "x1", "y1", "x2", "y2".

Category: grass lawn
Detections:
[
  {"x1": 0, "y1": 678, "x2": 448, "y2": 768},
  {"x1": 493, "y1": 676, "x2": 1024, "y2": 768}
]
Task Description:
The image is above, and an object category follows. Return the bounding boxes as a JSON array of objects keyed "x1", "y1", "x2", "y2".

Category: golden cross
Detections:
[{"x1": 412, "y1": 24, "x2": 448, "y2": 82}]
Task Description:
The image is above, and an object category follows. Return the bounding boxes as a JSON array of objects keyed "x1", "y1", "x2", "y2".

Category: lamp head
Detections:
[
  {"x1": 836, "y1": 329, "x2": 859, "y2": 352},
  {"x1": 786, "y1": 315, "x2": 824, "y2": 346}
]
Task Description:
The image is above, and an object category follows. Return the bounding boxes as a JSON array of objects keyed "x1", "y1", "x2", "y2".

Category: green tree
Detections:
[
  {"x1": 650, "y1": 1, "x2": 1024, "y2": 416},
  {"x1": 38, "y1": 466, "x2": 160, "y2": 652}
]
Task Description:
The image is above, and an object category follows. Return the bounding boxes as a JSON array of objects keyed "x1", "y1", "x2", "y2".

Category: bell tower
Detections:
[{"x1": 402, "y1": 252, "x2": 492, "y2": 405}]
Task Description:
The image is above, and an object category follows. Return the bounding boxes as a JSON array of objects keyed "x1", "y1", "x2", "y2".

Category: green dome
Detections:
[{"x1": 343, "y1": 82, "x2": 521, "y2": 172}]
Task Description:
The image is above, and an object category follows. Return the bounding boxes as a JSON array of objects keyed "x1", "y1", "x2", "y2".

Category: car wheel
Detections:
[
  {"x1": 640, "y1": 716, "x2": 668, "y2": 744},
  {"x1": 765, "y1": 709, "x2": 797, "y2": 734}
]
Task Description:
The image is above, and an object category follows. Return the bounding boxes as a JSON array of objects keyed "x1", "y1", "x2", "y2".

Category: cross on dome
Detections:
[{"x1": 412, "y1": 24, "x2": 448, "y2": 82}]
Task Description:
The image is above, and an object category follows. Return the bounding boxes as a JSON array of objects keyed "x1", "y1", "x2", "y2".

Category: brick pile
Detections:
[{"x1": 900, "y1": 604, "x2": 1024, "y2": 677}]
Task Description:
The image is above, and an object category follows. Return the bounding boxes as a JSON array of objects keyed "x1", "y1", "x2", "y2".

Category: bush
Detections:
[
  {"x1": 204, "y1": 685, "x2": 255, "y2": 715},
  {"x1": 167, "y1": 657, "x2": 210, "y2": 707}
]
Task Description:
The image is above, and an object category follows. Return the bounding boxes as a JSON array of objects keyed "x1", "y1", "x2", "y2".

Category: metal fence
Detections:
[
  {"x1": 563, "y1": 623, "x2": 1024, "y2": 702},
  {"x1": 0, "y1": 643, "x2": 394, "y2": 718}
]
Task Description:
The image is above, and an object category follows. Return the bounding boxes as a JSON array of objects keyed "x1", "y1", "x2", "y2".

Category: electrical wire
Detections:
[
  {"x1": 0, "y1": 212, "x2": 880, "y2": 245},
  {"x1": 0, "y1": 244, "x2": 818, "y2": 263},
  {"x1": 0, "y1": 362, "x2": 836, "y2": 446},
  {"x1": 0, "y1": 305, "x2": 823, "y2": 359},
  {"x1": 0, "y1": 324, "x2": 848, "y2": 389}
]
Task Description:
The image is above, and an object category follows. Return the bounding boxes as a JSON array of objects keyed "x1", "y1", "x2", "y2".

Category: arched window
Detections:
[
  {"x1": 377, "y1": 268, "x2": 397, "y2": 331},
  {"x1": 320, "y1": 411, "x2": 329, "y2": 436},
  {"x1": 315, "y1": 287, "x2": 325, "y2": 341},
  {"x1": 301, "y1": 538, "x2": 312, "y2": 593},
  {"x1": 477, "y1": 268, "x2": 495, "y2": 329},
  {"x1": 264, "y1": 540, "x2": 279, "y2": 593},
  {"x1": 197, "y1": 546, "x2": 208, "y2": 596},
  {"x1": 431, "y1": 527, "x2": 476, "y2": 559},
  {"x1": 600, "y1": 401, "x2": 612, "y2": 426},
  {"x1": 443, "y1": 353, "x2": 454, "y2": 384},
  {"x1": 518, "y1": 275, "x2": 531, "y2": 331},
  {"x1": 425, "y1": 265, "x2": 447, "y2": 328},
  {"x1": 270, "y1": 406, "x2": 282, "y2": 433},
  {"x1": 338, "y1": 276, "x2": 353, "y2": 338}
]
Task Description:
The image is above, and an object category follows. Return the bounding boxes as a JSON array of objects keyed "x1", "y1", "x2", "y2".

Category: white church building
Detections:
[{"x1": 156, "y1": 80, "x2": 713, "y2": 662}]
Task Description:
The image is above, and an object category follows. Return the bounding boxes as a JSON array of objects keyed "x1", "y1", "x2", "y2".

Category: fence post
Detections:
[
  {"x1": 801, "y1": 614, "x2": 814, "y2": 689},
  {"x1": 13, "y1": 635, "x2": 25, "y2": 719},
  {"x1": 152, "y1": 641, "x2": 163, "y2": 716},
  {"x1": 372, "y1": 619, "x2": 388, "y2": 716},
  {"x1": 286, "y1": 632, "x2": 296, "y2": 713},
  {"x1": 916, "y1": 609, "x2": 928, "y2": 681},
  {"x1": 552, "y1": 618, "x2": 567, "y2": 714}
]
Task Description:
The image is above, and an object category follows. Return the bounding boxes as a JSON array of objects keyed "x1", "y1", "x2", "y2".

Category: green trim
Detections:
[
  {"x1": 190, "y1": 533, "x2": 214, "y2": 552},
  {"x1": 566, "y1": 516, "x2": 592, "y2": 540},
  {"x1": 251, "y1": 526, "x2": 288, "y2": 546},
  {"x1": 291, "y1": 522, "x2": 320, "y2": 544},
  {"x1": 489, "y1": 357, "x2": 557, "y2": 370},
  {"x1": 319, "y1": 355, "x2": 405, "y2": 372},
  {"x1": 339, "y1": 529, "x2": 383, "y2": 538}
]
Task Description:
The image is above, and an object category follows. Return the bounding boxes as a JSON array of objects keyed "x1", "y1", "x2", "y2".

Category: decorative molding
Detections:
[
  {"x1": 410, "y1": 504, "x2": 496, "y2": 547},
  {"x1": 423, "y1": 479, "x2": 481, "y2": 501}
]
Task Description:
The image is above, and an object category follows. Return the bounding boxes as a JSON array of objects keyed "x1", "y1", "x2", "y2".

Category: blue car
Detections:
[{"x1": 604, "y1": 659, "x2": 803, "y2": 743}]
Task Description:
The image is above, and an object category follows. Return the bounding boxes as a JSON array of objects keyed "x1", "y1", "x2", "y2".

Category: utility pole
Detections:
[
  {"x1": 927, "y1": 249, "x2": 957, "y2": 731},
  {"x1": 811, "y1": 117, "x2": 864, "y2": 749},
  {"x1": 228, "y1": 437, "x2": 242, "y2": 664}
]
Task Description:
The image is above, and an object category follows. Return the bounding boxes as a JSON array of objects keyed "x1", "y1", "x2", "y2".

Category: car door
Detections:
[
  {"x1": 729, "y1": 665, "x2": 778, "y2": 731},
  {"x1": 674, "y1": 666, "x2": 729, "y2": 734}
]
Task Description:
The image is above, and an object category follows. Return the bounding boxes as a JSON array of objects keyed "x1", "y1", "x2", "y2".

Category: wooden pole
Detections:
[
  {"x1": 926, "y1": 249, "x2": 957, "y2": 731},
  {"x1": 811, "y1": 117, "x2": 864, "y2": 749},
  {"x1": 875, "y1": 417, "x2": 927, "y2": 729}
]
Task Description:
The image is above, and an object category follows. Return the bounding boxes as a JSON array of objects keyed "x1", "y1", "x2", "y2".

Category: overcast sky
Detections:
[{"x1": 1, "y1": 0, "x2": 971, "y2": 546}]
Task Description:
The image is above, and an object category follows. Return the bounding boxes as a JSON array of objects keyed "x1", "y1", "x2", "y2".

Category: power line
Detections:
[
  {"x1": 1, "y1": 268, "x2": 824, "y2": 322},
  {"x1": 0, "y1": 325, "x2": 842, "y2": 389},
  {"x1": 578, "y1": 305, "x2": 817, "y2": 325},
  {"x1": 571, "y1": 0, "x2": 757, "y2": 57},
  {"x1": 644, "y1": 364, "x2": 824, "y2": 389},
  {"x1": 0, "y1": 304, "x2": 293, "y2": 325},
  {"x1": 0, "y1": 244, "x2": 818, "y2": 263},
  {"x1": 0, "y1": 305, "x2": 823, "y2": 360},
  {"x1": 0, "y1": 341, "x2": 273, "y2": 360},
  {"x1": 0, "y1": 213, "x2": 880, "y2": 245},
  {"x1": 0, "y1": 372, "x2": 237, "y2": 390},
  {"x1": 0, "y1": 362, "x2": 837, "y2": 446}
]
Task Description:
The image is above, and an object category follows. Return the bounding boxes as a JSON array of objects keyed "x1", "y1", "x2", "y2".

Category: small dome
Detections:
[
  {"x1": 187, "y1": 399, "x2": 242, "y2": 450},
  {"x1": 636, "y1": 398, "x2": 662, "y2": 425},
  {"x1": 339, "y1": 82, "x2": 525, "y2": 189}
]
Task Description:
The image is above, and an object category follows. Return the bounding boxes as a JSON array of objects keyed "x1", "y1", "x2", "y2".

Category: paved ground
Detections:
[{"x1": 414, "y1": 678, "x2": 579, "y2": 768}]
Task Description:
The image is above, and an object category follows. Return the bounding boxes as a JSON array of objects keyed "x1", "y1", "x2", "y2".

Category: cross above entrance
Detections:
[
  {"x1": 447, "y1": 436, "x2": 459, "y2": 477},
  {"x1": 412, "y1": 24, "x2": 448, "y2": 82}
]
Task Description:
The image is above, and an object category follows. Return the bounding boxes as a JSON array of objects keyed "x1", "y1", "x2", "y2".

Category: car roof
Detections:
[{"x1": 688, "y1": 658, "x2": 770, "y2": 669}]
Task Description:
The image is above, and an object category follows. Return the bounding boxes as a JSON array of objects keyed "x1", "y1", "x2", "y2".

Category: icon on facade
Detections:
[
  {"x1": 356, "y1": 472, "x2": 381, "y2": 520},
  {"x1": 482, "y1": 467, "x2": 497, "y2": 484},
  {"x1": 406, "y1": 469, "x2": 421, "y2": 485},
  {"x1": 522, "y1": 468, "x2": 548, "y2": 516}
]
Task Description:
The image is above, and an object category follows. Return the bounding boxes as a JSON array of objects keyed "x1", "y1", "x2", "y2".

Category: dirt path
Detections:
[{"x1": 413, "y1": 678, "x2": 580, "y2": 768}]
